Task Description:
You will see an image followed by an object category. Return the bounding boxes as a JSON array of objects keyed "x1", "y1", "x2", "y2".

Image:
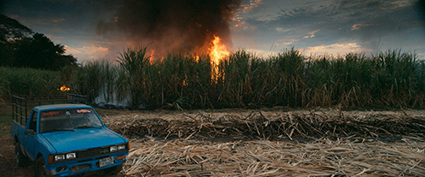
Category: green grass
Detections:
[{"x1": 0, "y1": 67, "x2": 63, "y2": 100}]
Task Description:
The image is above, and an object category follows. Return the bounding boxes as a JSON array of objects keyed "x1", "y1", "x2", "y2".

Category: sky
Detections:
[{"x1": 2, "y1": 0, "x2": 425, "y2": 62}]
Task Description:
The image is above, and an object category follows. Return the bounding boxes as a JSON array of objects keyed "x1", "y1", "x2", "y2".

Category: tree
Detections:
[
  {"x1": 0, "y1": 14, "x2": 33, "y2": 66},
  {"x1": 14, "y1": 33, "x2": 77, "y2": 70},
  {"x1": 0, "y1": 15, "x2": 77, "y2": 70}
]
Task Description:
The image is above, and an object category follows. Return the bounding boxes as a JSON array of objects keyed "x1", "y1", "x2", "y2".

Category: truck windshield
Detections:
[{"x1": 39, "y1": 108, "x2": 103, "y2": 133}]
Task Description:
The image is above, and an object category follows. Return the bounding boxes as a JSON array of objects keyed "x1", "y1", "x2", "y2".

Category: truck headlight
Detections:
[
  {"x1": 66, "y1": 152, "x2": 76, "y2": 159},
  {"x1": 55, "y1": 155, "x2": 65, "y2": 161},
  {"x1": 53, "y1": 152, "x2": 76, "y2": 162},
  {"x1": 110, "y1": 145, "x2": 117, "y2": 152},
  {"x1": 118, "y1": 145, "x2": 126, "y2": 150}
]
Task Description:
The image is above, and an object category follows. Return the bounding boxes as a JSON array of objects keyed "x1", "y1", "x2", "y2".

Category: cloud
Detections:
[
  {"x1": 232, "y1": 0, "x2": 264, "y2": 31},
  {"x1": 260, "y1": 0, "x2": 425, "y2": 53},
  {"x1": 302, "y1": 42, "x2": 373, "y2": 56},
  {"x1": 238, "y1": 48, "x2": 277, "y2": 58},
  {"x1": 275, "y1": 27, "x2": 290, "y2": 33},
  {"x1": 232, "y1": 19, "x2": 257, "y2": 31},
  {"x1": 242, "y1": 0, "x2": 263, "y2": 13},
  {"x1": 390, "y1": 0, "x2": 417, "y2": 9},
  {"x1": 303, "y1": 29, "x2": 320, "y2": 38},
  {"x1": 277, "y1": 38, "x2": 299, "y2": 47},
  {"x1": 52, "y1": 18, "x2": 65, "y2": 23},
  {"x1": 45, "y1": 34, "x2": 65, "y2": 42},
  {"x1": 65, "y1": 44, "x2": 111, "y2": 62},
  {"x1": 351, "y1": 24, "x2": 371, "y2": 31}
]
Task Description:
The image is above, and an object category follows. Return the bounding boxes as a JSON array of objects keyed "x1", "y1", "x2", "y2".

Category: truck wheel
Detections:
[
  {"x1": 35, "y1": 157, "x2": 48, "y2": 177},
  {"x1": 15, "y1": 142, "x2": 30, "y2": 167}
]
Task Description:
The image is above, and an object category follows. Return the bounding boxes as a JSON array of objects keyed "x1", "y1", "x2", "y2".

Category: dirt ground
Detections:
[
  {"x1": 1, "y1": 108, "x2": 424, "y2": 176},
  {"x1": 0, "y1": 134, "x2": 33, "y2": 177}
]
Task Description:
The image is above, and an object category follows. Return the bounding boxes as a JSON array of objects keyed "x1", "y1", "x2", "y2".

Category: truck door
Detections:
[{"x1": 23, "y1": 111, "x2": 37, "y2": 159}]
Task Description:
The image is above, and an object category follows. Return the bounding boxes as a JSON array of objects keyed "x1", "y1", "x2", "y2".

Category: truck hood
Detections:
[{"x1": 41, "y1": 127, "x2": 126, "y2": 153}]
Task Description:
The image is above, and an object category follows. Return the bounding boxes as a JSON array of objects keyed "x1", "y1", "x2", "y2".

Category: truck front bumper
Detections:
[{"x1": 45, "y1": 151, "x2": 128, "y2": 177}]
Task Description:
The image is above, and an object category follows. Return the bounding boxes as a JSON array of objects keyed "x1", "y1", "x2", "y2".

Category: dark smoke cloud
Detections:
[{"x1": 97, "y1": 0, "x2": 241, "y2": 57}]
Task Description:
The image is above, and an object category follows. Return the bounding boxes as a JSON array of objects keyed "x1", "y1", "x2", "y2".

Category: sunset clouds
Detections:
[
  {"x1": 232, "y1": 0, "x2": 425, "y2": 57},
  {"x1": 2, "y1": 0, "x2": 425, "y2": 61}
]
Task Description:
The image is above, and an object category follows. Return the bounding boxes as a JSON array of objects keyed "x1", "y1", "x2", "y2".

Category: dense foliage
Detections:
[
  {"x1": 2, "y1": 48, "x2": 424, "y2": 110},
  {"x1": 0, "y1": 67, "x2": 63, "y2": 104}
]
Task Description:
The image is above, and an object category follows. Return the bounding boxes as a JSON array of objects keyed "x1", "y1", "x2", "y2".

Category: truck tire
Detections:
[
  {"x1": 35, "y1": 157, "x2": 49, "y2": 177},
  {"x1": 15, "y1": 142, "x2": 30, "y2": 167}
]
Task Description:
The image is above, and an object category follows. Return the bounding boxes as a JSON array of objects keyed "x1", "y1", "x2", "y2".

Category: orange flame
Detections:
[
  {"x1": 58, "y1": 85, "x2": 71, "y2": 92},
  {"x1": 209, "y1": 35, "x2": 230, "y2": 66},
  {"x1": 150, "y1": 49, "x2": 156, "y2": 64},
  {"x1": 182, "y1": 75, "x2": 188, "y2": 86},
  {"x1": 209, "y1": 35, "x2": 229, "y2": 81}
]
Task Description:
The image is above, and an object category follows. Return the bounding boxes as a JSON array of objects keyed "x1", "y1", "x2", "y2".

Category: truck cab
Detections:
[{"x1": 11, "y1": 103, "x2": 129, "y2": 177}]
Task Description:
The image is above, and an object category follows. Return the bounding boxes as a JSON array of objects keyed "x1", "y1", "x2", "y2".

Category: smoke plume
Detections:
[{"x1": 97, "y1": 0, "x2": 241, "y2": 57}]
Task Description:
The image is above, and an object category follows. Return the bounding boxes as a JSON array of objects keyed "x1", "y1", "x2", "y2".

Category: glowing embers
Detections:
[
  {"x1": 58, "y1": 85, "x2": 71, "y2": 92},
  {"x1": 208, "y1": 35, "x2": 229, "y2": 81}
]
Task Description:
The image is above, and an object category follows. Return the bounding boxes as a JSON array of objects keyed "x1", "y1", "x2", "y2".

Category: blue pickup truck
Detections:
[{"x1": 11, "y1": 101, "x2": 129, "y2": 177}]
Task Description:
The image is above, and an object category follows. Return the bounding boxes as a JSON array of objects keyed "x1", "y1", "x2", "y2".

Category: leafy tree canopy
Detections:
[
  {"x1": 0, "y1": 14, "x2": 77, "y2": 70},
  {"x1": 0, "y1": 14, "x2": 33, "y2": 43}
]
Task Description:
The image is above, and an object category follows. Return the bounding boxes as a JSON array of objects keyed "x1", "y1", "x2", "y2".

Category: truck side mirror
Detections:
[{"x1": 25, "y1": 129, "x2": 35, "y2": 135}]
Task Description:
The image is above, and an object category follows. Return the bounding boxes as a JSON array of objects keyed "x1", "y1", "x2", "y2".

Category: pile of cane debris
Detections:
[
  {"x1": 108, "y1": 110, "x2": 425, "y2": 141},
  {"x1": 104, "y1": 109, "x2": 425, "y2": 176},
  {"x1": 123, "y1": 138, "x2": 424, "y2": 176}
]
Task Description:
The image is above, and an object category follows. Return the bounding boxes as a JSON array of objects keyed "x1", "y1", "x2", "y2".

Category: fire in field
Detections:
[
  {"x1": 97, "y1": 0, "x2": 239, "y2": 59},
  {"x1": 1, "y1": 1, "x2": 425, "y2": 177},
  {"x1": 97, "y1": 0, "x2": 235, "y2": 83}
]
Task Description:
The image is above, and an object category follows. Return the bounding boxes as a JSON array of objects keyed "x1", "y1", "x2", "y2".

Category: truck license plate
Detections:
[{"x1": 99, "y1": 156, "x2": 114, "y2": 167}]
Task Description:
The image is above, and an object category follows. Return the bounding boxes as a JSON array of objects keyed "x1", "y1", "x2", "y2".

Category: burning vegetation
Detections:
[
  {"x1": 209, "y1": 35, "x2": 230, "y2": 81},
  {"x1": 57, "y1": 85, "x2": 70, "y2": 92},
  {"x1": 97, "y1": 0, "x2": 240, "y2": 58},
  {"x1": 2, "y1": 49, "x2": 425, "y2": 110},
  {"x1": 209, "y1": 35, "x2": 230, "y2": 66},
  {"x1": 97, "y1": 0, "x2": 237, "y2": 85}
]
